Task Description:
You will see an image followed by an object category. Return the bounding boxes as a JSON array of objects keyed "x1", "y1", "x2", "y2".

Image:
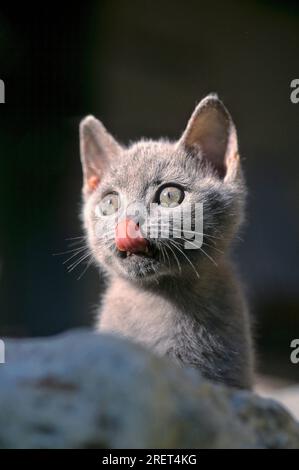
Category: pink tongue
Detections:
[{"x1": 115, "y1": 218, "x2": 149, "y2": 253}]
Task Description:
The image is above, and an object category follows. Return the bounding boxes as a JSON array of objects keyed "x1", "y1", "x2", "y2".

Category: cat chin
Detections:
[{"x1": 113, "y1": 255, "x2": 165, "y2": 281}]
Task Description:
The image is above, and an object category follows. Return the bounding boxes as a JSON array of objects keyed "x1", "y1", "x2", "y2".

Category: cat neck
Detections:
[{"x1": 110, "y1": 257, "x2": 228, "y2": 309}]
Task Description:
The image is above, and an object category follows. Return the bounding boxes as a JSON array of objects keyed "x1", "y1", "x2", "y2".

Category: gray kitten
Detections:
[{"x1": 79, "y1": 94, "x2": 254, "y2": 389}]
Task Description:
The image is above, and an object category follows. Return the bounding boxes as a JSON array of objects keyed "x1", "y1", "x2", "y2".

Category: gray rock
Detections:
[
  {"x1": 0, "y1": 329, "x2": 298, "y2": 449},
  {"x1": 258, "y1": 385, "x2": 299, "y2": 421}
]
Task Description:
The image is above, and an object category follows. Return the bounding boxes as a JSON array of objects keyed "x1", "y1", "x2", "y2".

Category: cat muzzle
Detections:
[{"x1": 115, "y1": 218, "x2": 149, "y2": 254}]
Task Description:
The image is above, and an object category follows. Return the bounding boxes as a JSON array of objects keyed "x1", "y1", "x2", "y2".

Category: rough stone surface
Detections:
[
  {"x1": 258, "y1": 386, "x2": 299, "y2": 421},
  {"x1": 0, "y1": 329, "x2": 298, "y2": 449}
]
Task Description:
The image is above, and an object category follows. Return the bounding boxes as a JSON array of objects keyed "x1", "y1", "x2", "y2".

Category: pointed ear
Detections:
[
  {"x1": 178, "y1": 94, "x2": 240, "y2": 180},
  {"x1": 80, "y1": 116, "x2": 122, "y2": 195}
]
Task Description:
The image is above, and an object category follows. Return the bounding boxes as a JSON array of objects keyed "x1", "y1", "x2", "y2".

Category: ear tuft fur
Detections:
[
  {"x1": 179, "y1": 94, "x2": 240, "y2": 179},
  {"x1": 79, "y1": 116, "x2": 122, "y2": 196}
]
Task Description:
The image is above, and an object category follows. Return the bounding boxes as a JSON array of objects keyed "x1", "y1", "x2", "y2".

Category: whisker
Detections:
[
  {"x1": 166, "y1": 227, "x2": 224, "y2": 255},
  {"x1": 160, "y1": 240, "x2": 171, "y2": 270},
  {"x1": 63, "y1": 247, "x2": 90, "y2": 265},
  {"x1": 165, "y1": 242, "x2": 182, "y2": 273},
  {"x1": 157, "y1": 241, "x2": 167, "y2": 265},
  {"x1": 185, "y1": 239, "x2": 218, "y2": 266},
  {"x1": 169, "y1": 240, "x2": 200, "y2": 279},
  {"x1": 52, "y1": 245, "x2": 87, "y2": 256},
  {"x1": 147, "y1": 223, "x2": 225, "y2": 242},
  {"x1": 202, "y1": 241, "x2": 224, "y2": 255},
  {"x1": 67, "y1": 251, "x2": 91, "y2": 273},
  {"x1": 199, "y1": 246, "x2": 218, "y2": 266},
  {"x1": 77, "y1": 257, "x2": 94, "y2": 280}
]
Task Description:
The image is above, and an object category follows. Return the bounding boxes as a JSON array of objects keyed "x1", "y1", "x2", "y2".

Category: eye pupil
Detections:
[
  {"x1": 159, "y1": 186, "x2": 184, "y2": 207},
  {"x1": 97, "y1": 193, "x2": 120, "y2": 216}
]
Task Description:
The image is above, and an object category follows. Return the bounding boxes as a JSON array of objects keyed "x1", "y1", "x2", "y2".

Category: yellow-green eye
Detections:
[
  {"x1": 159, "y1": 186, "x2": 184, "y2": 208},
  {"x1": 97, "y1": 193, "x2": 120, "y2": 216}
]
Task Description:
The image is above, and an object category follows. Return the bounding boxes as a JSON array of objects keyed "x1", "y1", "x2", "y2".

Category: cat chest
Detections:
[{"x1": 99, "y1": 289, "x2": 179, "y2": 356}]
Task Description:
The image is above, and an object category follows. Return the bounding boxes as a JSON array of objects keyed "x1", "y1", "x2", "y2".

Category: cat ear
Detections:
[
  {"x1": 80, "y1": 116, "x2": 122, "y2": 195},
  {"x1": 178, "y1": 94, "x2": 240, "y2": 180}
]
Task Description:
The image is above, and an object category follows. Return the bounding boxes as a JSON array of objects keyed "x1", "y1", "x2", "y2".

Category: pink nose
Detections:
[{"x1": 115, "y1": 218, "x2": 149, "y2": 253}]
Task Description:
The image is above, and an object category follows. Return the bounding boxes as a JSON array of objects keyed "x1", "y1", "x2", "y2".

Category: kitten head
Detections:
[{"x1": 79, "y1": 94, "x2": 245, "y2": 283}]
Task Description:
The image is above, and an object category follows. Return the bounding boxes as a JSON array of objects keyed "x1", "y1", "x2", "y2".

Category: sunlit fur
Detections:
[{"x1": 80, "y1": 96, "x2": 254, "y2": 389}]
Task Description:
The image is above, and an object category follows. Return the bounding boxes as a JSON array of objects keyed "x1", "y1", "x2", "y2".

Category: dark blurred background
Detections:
[{"x1": 0, "y1": 0, "x2": 298, "y2": 382}]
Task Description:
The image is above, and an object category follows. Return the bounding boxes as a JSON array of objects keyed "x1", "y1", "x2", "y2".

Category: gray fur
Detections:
[{"x1": 79, "y1": 94, "x2": 254, "y2": 389}]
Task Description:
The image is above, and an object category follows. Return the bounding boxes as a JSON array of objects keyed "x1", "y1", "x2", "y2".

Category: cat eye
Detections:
[
  {"x1": 158, "y1": 186, "x2": 184, "y2": 208},
  {"x1": 97, "y1": 193, "x2": 120, "y2": 216}
]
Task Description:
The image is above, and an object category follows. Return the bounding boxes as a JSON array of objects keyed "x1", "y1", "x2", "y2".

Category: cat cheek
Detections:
[{"x1": 87, "y1": 176, "x2": 100, "y2": 191}]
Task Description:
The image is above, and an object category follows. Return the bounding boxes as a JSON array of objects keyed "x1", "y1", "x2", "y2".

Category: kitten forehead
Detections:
[
  {"x1": 105, "y1": 139, "x2": 197, "y2": 193},
  {"x1": 120, "y1": 139, "x2": 177, "y2": 174}
]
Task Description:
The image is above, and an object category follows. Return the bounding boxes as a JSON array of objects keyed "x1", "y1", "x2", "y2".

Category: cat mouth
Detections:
[{"x1": 115, "y1": 243, "x2": 158, "y2": 260}]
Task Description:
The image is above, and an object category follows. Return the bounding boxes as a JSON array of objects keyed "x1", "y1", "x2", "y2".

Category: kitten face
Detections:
[{"x1": 80, "y1": 95, "x2": 245, "y2": 282}]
